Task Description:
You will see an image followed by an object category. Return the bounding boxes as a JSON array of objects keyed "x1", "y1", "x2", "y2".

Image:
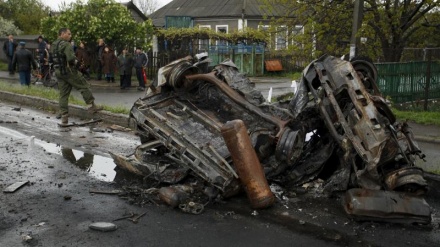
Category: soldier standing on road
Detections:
[
  {"x1": 50, "y1": 28, "x2": 103, "y2": 125},
  {"x1": 12, "y1": 42, "x2": 37, "y2": 86},
  {"x1": 2, "y1": 34, "x2": 18, "y2": 75}
]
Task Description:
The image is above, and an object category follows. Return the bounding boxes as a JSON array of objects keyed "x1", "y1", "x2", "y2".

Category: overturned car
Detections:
[{"x1": 113, "y1": 54, "x2": 430, "y2": 223}]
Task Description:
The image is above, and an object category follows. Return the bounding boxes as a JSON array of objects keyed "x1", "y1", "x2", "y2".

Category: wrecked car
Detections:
[{"x1": 112, "y1": 54, "x2": 430, "y2": 223}]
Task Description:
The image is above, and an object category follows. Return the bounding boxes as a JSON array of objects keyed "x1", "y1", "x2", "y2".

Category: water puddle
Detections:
[{"x1": 0, "y1": 126, "x2": 116, "y2": 181}]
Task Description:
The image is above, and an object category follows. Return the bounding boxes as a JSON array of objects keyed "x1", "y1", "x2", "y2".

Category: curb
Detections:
[
  {"x1": 412, "y1": 135, "x2": 440, "y2": 144},
  {"x1": 0, "y1": 90, "x2": 135, "y2": 129}
]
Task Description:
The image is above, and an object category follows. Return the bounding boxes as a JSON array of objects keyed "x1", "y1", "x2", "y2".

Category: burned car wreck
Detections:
[{"x1": 112, "y1": 54, "x2": 431, "y2": 223}]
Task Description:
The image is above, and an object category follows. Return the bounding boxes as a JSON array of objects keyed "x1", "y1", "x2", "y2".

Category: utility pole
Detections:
[
  {"x1": 349, "y1": 0, "x2": 364, "y2": 60},
  {"x1": 241, "y1": 0, "x2": 247, "y2": 30}
]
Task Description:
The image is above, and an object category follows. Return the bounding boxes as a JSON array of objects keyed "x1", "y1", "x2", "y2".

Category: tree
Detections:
[
  {"x1": 409, "y1": 10, "x2": 440, "y2": 48},
  {"x1": 363, "y1": 0, "x2": 440, "y2": 62},
  {"x1": 0, "y1": 0, "x2": 50, "y2": 34},
  {"x1": 260, "y1": 0, "x2": 440, "y2": 62},
  {"x1": 134, "y1": 0, "x2": 158, "y2": 15},
  {"x1": 0, "y1": 16, "x2": 22, "y2": 36},
  {"x1": 40, "y1": 0, "x2": 154, "y2": 52},
  {"x1": 259, "y1": 0, "x2": 355, "y2": 60}
]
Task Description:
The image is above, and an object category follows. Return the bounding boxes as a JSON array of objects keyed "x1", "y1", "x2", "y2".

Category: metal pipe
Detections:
[{"x1": 221, "y1": 119, "x2": 275, "y2": 209}]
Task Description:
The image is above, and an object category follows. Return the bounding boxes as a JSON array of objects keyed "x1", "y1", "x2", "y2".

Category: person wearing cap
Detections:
[
  {"x1": 2, "y1": 34, "x2": 18, "y2": 75},
  {"x1": 12, "y1": 41, "x2": 37, "y2": 86},
  {"x1": 50, "y1": 27, "x2": 103, "y2": 125}
]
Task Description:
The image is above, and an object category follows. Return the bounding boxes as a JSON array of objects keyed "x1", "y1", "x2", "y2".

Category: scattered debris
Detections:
[
  {"x1": 112, "y1": 212, "x2": 147, "y2": 223},
  {"x1": 89, "y1": 222, "x2": 118, "y2": 232},
  {"x1": 0, "y1": 120, "x2": 18, "y2": 124},
  {"x1": 343, "y1": 188, "x2": 431, "y2": 224},
  {"x1": 108, "y1": 124, "x2": 132, "y2": 132},
  {"x1": 112, "y1": 54, "x2": 430, "y2": 223},
  {"x1": 130, "y1": 212, "x2": 147, "y2": 223},
  {"x1": 179, "y1": 201, "x2": 204, "y2": 215},
  {"x1": 58, "y1": 119, "x2": 102, "y2": 128},
  {"x1": 89, "y1": 189, "x2": 122, "y2": 195},
  {"x1": 113, "y1": 213, "x2": 135, "y2": 222},
  {"x1": 21, "y1": 233, "x2": 32, "y2": 242},
  {"x1": 3, "y1": 181, "x2": 29, "y2": 193},
  {"x1": 158, "y1": 186, "x2": 189, "y2": 208}
]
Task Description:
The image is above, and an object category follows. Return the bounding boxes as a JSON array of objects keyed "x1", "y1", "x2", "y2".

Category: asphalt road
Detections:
[
  {"x1": 71, "y1": 78, "x2": 294, "y2": 110},
  {"x1": 0, "y1": 102, "x2": 340, "y2": 247}
]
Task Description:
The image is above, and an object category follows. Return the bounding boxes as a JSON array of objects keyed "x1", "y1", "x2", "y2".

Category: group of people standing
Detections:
[
  {"x1": 2, "y1": 34, "x2": 54, "y2": 86},
  {"x1": 2, "y1": 34, "x2": 37, "y2": 86},
  {"x1": 3, "y1": 34, "x2": 149, "y2": 91},
  {"x1": 3, "y1": 29, "x2": 149, "y2": 125},
  {"x1": 95, "y1": 39, "x2": 148, "y2": 91}
]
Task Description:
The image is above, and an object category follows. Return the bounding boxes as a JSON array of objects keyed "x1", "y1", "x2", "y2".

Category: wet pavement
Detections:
[
  {"x1": 1, "y1": 71, "x2": 440, "y2": 246},
  {"x1": 1, "y1": 108, "x2": 335, "y2": 246},
  {"x1": 1, "y1": 102, "x2": 440, "y2": 246}
]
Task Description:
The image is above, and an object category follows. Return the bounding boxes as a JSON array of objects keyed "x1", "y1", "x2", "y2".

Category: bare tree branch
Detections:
[{"x1": 133, "y1": 0, "x2": 159, "y2": 15}]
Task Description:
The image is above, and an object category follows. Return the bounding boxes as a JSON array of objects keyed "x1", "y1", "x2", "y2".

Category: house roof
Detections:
[
  {"x1": 121, "y1": 1, "x2": 148, "y2": 22},
  {"x1": 149, "y1": 0, "x2": 283, "y2": 27}
]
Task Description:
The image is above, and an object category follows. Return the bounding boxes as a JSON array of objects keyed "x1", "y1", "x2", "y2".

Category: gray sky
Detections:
[{"x1": 46, "y1": 0, "x2": 171, "y2": 11}]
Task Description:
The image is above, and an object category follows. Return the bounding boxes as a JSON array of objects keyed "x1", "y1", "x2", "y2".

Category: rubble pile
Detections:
[{"x1": 112, "y1": 54, "x2": 431, "y2": 223}]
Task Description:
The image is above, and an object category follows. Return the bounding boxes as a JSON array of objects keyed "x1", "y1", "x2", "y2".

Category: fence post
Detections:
[{"x1": 424, "y1": 49, "x2": 432, "y2": 111}]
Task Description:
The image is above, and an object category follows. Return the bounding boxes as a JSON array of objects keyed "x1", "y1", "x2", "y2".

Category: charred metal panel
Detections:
[{"x1": 343, "y1": 188, "x2": 431, "y2": 224}]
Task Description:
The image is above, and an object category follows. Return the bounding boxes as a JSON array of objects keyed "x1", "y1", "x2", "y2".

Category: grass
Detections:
[
  {"x1": 393, "y1": 108, "x2": 440, "y2": 126},
  {"x1": 0, "y1": 80, "x2": 130, "y2": 115},
  {"x1": 392, "y1": 99, "x2": 440, "y2": 126}
]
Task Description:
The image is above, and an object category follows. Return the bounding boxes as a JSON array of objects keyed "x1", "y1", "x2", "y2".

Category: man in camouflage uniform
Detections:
[{"x1": 51, "y1": 28, "x2": 103, "y2": 124}]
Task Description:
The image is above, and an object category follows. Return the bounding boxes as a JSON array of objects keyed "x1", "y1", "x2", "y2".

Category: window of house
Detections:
[
  {"x1": 258, "y1": 25, "x2": 271, "y2": 49},
  {"x1": 291, "y1": 25, "x2": 304, "y2": 47},
  {"x1": 216, "y1": 25, "x2": 228, "y2": 48},
  {"x1": 275, "y1": 25, "x2": 288, "y2": 50},
  {"x1": 199, "y1": 25, "x2": 211, "y2": 51}
]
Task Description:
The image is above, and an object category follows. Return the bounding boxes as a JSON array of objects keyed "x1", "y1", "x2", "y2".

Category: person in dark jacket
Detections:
[
  {"x1": 117, "y1": 47, "x2": 134, "y2": 89},
  {"x1": 75, "y1": 41, "x2": 91, "y2": 79},
  {"x1": 2, "y1": 34, "x2": 18, "y2": 75},
  {"x1": 36, "y1": 35, "x2": 47, "y2": 64},
  {"x1": 100, "y1": 45, "x2": 117, "y2": 83},
  {"x1": 39, "y1": 42, "x2": 52, "y2": 83},
  {"x1": 96, "y1": 38, "x2": 105, "y2": 80},
  {"x1": 134, "y1": 47, "x2": 148, "y2": 91},
  {"x1": 12, "y1": 42, "x2": 37, "y2": 86}
]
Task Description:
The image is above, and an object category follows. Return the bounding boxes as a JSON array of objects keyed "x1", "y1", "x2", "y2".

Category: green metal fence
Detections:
[
  {"x1": 208, "y1": 45, "x2": 265, "y2": 76},
  {"x1": 375, "y1": 61, "x2": 440, "y2": 103}
]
